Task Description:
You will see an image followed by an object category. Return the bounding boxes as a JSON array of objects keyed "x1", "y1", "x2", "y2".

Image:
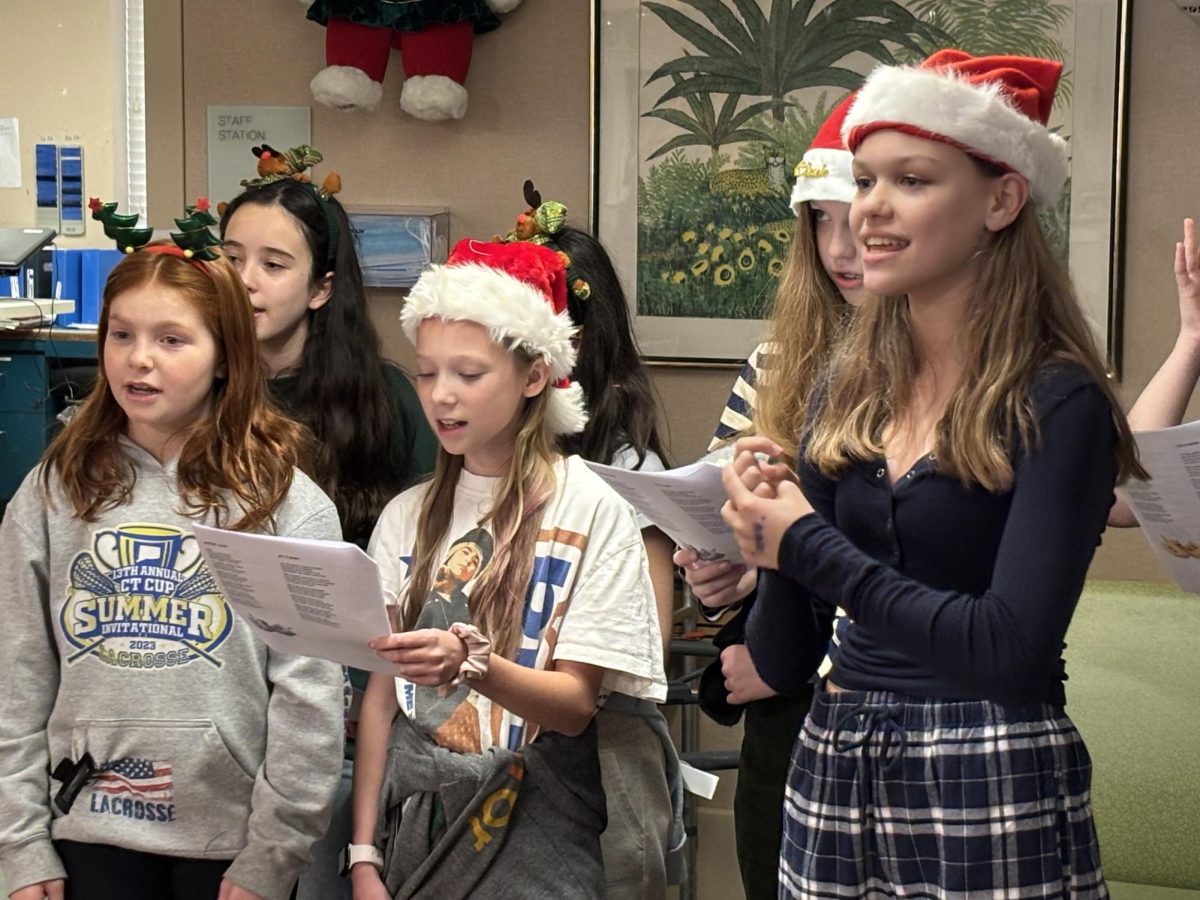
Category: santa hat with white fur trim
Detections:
[
  {"x1": 790, "y1": 90, "x2": 857, "y2": 213},
  {"x1": 842, "y1": 49, "x2": 1069, "y2": 207},
  {"x1": 401, "y1": 238, "x2": 587, "y2": 436}
]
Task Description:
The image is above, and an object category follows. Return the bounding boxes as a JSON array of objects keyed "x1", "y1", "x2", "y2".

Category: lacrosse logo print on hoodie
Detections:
[{"x1": 61, "y1": 523, "x2": 232, "y2": 670}]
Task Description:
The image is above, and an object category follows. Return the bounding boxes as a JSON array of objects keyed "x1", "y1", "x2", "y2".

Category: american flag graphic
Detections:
[{"x1": 93, "y1": 758, "x2": 173, "y2": 802}]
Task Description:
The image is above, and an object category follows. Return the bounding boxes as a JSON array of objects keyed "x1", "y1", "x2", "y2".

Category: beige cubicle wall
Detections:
[{"x1": 0, "y1": 2, "x2": 121, "y2": 248}]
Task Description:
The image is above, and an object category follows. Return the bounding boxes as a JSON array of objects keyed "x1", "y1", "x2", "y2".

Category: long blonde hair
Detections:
[
  {"x1": 399, "y1": 350, "x2": 556, "y2": 657},
  {"x1": 753, "y1": 207, "x2": 853, "y2": 461},
  {"x1": 806, "y1": 204, "x2": 1145, "y2": 489}
]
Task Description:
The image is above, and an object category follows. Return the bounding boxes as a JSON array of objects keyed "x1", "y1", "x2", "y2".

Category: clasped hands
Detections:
[{"x1": 719, "y1": 436, "x2": 816, "y2": 572}]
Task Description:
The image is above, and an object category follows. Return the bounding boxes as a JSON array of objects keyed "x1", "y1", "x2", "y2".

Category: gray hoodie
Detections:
[{"x1": 0, "y1": 441, "x2": 345, "y2": 899}]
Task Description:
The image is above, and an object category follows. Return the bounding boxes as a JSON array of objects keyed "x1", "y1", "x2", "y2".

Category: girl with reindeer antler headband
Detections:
[
  {"x1": 219, "y1": 145, "x2": 437, "y2": 900},
  {"x1": 499, "y1": 181, "x2": 684, "y2": 898}
]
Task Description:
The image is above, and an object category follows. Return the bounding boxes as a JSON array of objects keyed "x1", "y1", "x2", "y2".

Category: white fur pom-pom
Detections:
[
  {"x1": 545, "y1": 381, "x2": 588, "y2": 436},
  {"x1": 310, "y1": 65, "x2": 383, "y2": 113},
  {"x1": 400, "y1": 75, "x2": 469, "y2": 121}
]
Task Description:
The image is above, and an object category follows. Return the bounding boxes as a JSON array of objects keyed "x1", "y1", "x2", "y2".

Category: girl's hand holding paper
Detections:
[{"x1": 370, "y1": 628, "x2": 468, "y2": 686}]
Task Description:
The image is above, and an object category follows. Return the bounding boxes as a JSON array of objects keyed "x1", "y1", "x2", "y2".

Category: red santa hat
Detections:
[
  {"x1": 790, "y1": 91, "x2": 857, "y2": 212},
  {"x1": 842, "y1": 49, "x2": 1069, "y2": 207},
  {"x1": 401, "y1": 238, "x2": 587, "y2": 436}
]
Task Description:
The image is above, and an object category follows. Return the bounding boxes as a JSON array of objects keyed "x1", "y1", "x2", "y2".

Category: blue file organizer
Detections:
[{"x1": 51, "y1": 248, "x2": 123, "y2": 325}]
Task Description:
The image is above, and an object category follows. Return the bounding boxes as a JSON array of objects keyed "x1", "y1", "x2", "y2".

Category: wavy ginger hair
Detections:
[
  {"x1": 397, "y1": 345, "x2": 556, "y2": 659},
  {"x1": 806, "y1": 201, "x2": 1145, "y2": 490},
  {"x1": 42, "y1": 247, "x2": 312, "y2": 532}
]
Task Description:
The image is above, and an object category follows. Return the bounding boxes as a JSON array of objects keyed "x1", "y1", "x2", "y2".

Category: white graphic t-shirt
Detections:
[{"x1": 369, "y1": 455, "x2": 667, "y2": 754}]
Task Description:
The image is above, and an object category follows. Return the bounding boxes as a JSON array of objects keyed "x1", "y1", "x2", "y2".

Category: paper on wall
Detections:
[
  {"x1": 192, "y1": 523, "x2": 396, "y2": 672},
  {"x1": 0, "y1": 119, "x2": 20, "y2": 189}
]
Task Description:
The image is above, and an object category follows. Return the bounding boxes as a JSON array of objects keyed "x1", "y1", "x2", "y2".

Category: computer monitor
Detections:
[{"x1": 0, "y1": 227, "x2": 57, "y2": 297}]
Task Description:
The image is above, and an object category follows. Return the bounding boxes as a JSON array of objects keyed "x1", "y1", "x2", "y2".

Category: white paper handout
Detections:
[
  {"x1": 0, "y1": 118, "x2": 19, "y2": 189},
  {"x1": 584, "y1": 459, "x2": 741, "y2": 562},
  {"x1": 192, "y1": 524, "x2": 395, "y2": 672},
  {"x1": 1119, "y1": 420, "x2": 1200, "y2": 592}
]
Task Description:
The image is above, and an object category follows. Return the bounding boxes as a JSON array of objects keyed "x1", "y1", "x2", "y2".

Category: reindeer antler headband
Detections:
[{"x1": 499, "y1": 180, "x2": 592, "y2": 303}]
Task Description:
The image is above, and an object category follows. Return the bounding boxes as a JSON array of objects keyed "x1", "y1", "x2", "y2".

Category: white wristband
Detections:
[{"x1": 340, "y1": 843, "x2": 383, "y2": 878}]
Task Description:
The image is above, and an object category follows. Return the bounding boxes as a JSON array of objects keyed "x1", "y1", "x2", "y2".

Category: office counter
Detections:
[{"x1": 0, "y1": 327, "x2": 97, "y2": 502}]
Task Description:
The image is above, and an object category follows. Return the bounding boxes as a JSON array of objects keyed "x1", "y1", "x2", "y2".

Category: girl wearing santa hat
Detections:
[
  {"x1": 347, "y1": 239, "x2": 666, "y2": 898},
  {"x1": 675, "y1": 90, "x2": 864, "y2": 900},
  {"x1": 720, "y1": 50, "x2": 1142, "y2": 897}
]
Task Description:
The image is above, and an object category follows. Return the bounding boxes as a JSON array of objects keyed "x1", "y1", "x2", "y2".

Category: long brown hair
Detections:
[
  {"x1": 399, "y1": 349, "x2": 556, "y2": 658},
  {"x1": 42, "y1": 247, "x2": 312, "y2": 531},
  {"x1": 807, "y1": 204, "x2": 1145, "y2": 489},
  {"x1": 751, "y1": 207, "x2": 852, "y2": 462},
  {"x1": 553, "y1": 225, "x2": 671, "y2": 468},
  {"x1": 220, "y1": 181, "x2": 406, "y2": 543}
]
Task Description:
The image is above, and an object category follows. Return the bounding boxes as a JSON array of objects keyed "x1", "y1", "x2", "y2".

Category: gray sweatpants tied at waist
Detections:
[{"x1": 377, "y1": 713, "x2": 607, "y2": 899}]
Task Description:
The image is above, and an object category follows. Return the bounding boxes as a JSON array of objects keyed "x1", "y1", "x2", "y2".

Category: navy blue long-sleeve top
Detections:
[{"x1": 745, "y1": 363, "x2": 1118, "y2": 708}]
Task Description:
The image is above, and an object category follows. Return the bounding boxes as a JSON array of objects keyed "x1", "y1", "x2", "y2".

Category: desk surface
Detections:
[
  {"x1": 0, "y1": 327, "x2": 99, "y2": 358},
  {"x1": 0, "y1": 326, "x2": 97, "y2": 343}
]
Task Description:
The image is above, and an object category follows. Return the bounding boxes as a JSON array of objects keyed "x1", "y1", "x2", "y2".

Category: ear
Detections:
[
  {"x1": 983, "y1": 173, "x2": 1029, "y2": 233},
  {"x1": 308, "y1": 271, "x2": 334, "y2": 311},
  {"x1": 522, "y1": 356, "x2": 551, "y2": 398}
]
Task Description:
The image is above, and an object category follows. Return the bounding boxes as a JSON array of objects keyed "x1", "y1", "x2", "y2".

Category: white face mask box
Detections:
[{"x1": 345, "y1": 207, "x2": 450, "y2": 289}]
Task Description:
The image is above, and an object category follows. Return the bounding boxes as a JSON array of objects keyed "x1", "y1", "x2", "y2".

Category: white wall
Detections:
[{"x1": 0, "y1": 0, "x2": 125, "y2": 247}]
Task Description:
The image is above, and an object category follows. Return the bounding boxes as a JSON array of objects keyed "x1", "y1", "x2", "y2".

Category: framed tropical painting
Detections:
[{"x1": 593, "y1": 0, "x2": 1131, "y2": 365}]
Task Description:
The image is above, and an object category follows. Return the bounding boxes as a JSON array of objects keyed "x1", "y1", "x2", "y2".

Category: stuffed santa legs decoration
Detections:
[{"x1": 306, "y1": 0, "x2": 522, "y2": 121}]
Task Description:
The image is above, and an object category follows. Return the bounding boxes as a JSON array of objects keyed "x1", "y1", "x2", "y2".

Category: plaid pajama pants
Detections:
[{"x1": 779, "y1": 689, "x2": 1107, "y2": 899}]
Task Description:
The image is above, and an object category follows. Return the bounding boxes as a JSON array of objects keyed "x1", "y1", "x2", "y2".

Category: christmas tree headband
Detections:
[
  {"x1": 90, "y1": 197, "x2": 221, "y2": 271},
  {"x1": 237, "y1": 144, "x2": 344, "y2": 267},
  {"x1": 497, "y1": 180, "x2": 592, "y2": 304}
]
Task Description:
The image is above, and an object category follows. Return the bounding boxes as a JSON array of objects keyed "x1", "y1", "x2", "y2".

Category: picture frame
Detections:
[{"x1": 593, "y1": 0, "x2": 1131, "y2": 367}]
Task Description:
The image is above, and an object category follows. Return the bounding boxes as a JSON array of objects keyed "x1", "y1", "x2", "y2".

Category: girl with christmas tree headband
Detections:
[
  {"x1": 219, "y1": 147, "x2": 435, "y2": 547},
  {"x1": 0, "y1": 230, "x2": 344, "y2": 900},
  {"x1": 349, "y1": 238, "x2": 666, "y2": 897},
  {"x1": 720, "y1": 49, "x2": 1142, "y2": 896}
]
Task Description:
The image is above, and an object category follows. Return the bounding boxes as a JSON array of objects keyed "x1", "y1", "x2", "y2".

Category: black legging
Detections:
[
  {"x1": 733, "y1": 687, "x2": 813, "y2": 900},
  {"x1": 54, "y1": 840, "x2": 298, "y2": 900}
]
